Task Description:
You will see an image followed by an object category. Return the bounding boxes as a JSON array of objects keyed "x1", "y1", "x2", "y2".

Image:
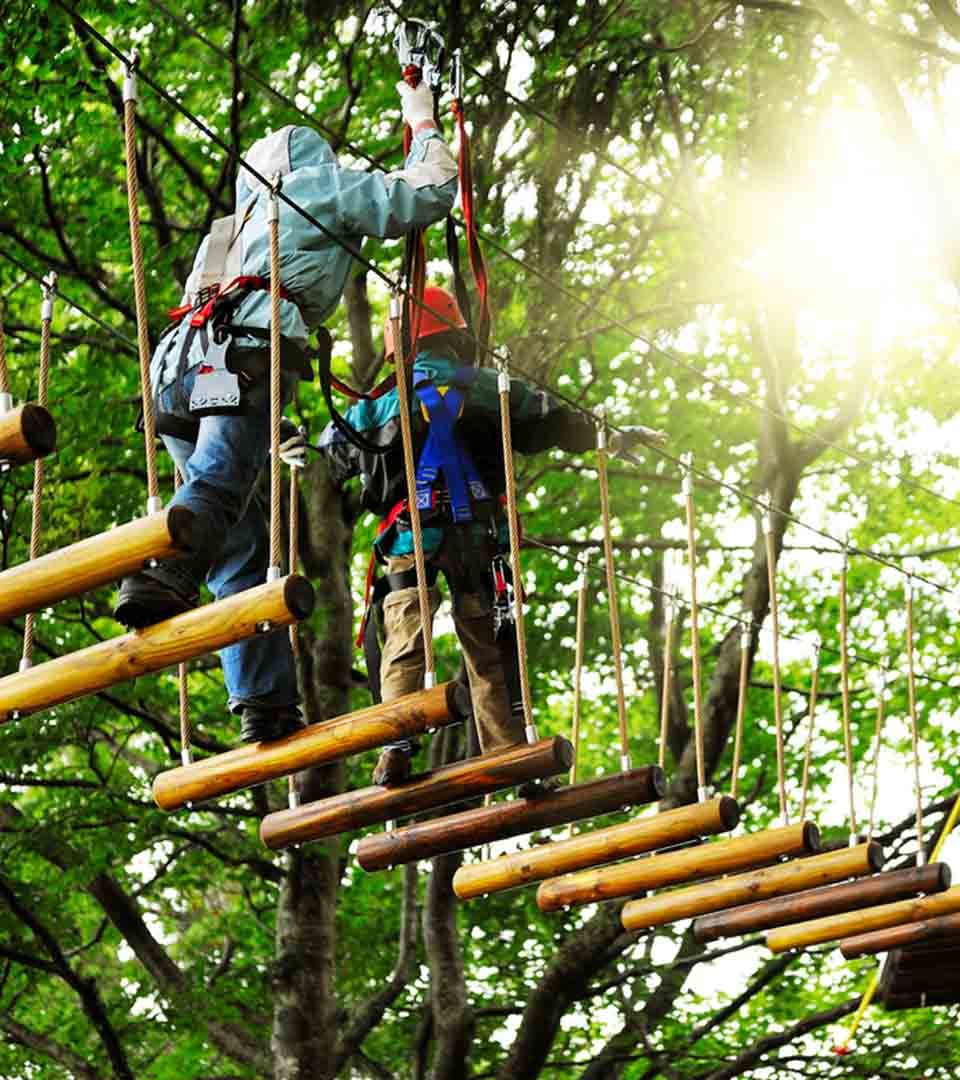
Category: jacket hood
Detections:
[{"x1": 236, "y1": 125, "x2": 336, "y2": 208}]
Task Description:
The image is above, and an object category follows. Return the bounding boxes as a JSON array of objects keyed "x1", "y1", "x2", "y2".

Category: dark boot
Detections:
[
  {"x1": 114, "y1": 562, "x2": 200, "y2": 629},
  {"x1": 372, "y1": 746, "x2": 413, "y2": 786},
  {"x1": 516, "y1": 776, "x2": 563, "y2": 801},
  {"x1": 239, "y1": 705, "x2": 304, "y2": 745}
]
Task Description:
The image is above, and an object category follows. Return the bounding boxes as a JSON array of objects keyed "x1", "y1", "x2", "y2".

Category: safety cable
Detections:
[
  {"x1": 597, "y1": 414, "x2": 631, "y2": 770},
  {"x1": 150, "y1": 0, "x2": 960, "y2": 526},
  {"x1": 148, "y1": 0, "x2": 383, "y2": 170},
  {"x1": 522, "y1": 532, "x2": 957, "y2": 696},
  {"x1": 20, "y1": 276, "x2": 56, "y2": 671},
  {"x1": 122, "y1": 58, "x2": 162, "y2": 513},
  {"x1": 570, "y1": 550, "x2": 590, "y2": 785},
  {"x1": 45, "y1": 4, "x2": 960, "y2": 610},
  {"x1": 498, "y1": 356, "x2": 537, "y2": 742},
  {"x1": 0, "y1": 249, "x2": 137, "y2": 353}
]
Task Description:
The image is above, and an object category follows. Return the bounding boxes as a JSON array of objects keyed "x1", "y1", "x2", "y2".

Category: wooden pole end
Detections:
[
  {"x1": 21, "y1": 403, "x2": 57, "y2": 458},
  {"x1": 283, "y1": 574, "x2": 315, "y2": 620}
]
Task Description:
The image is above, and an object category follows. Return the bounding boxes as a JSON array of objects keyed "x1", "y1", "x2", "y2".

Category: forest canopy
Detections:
[{"x1": 2, "y1": 1, "x2": 960, "y2": 1078}]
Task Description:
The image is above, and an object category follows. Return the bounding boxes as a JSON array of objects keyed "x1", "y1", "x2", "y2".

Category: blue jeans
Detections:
[{"x1": 158, "y1": 366, "x2": 299, "y2": 714}]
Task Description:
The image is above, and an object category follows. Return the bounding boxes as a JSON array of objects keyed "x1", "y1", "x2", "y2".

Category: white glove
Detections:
[
  {"x1": 278, "y1": 421, "x2": 307, "y2": 469},
  {"x1": 608, "y1": 425, "x2": 668, "y2": 455},
  {"x1": 397, "y1": 80, "x2": 435, "y2": 128}
]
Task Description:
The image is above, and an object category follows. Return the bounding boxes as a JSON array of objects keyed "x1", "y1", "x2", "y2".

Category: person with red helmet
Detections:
[{"x1": 318, "y1": 284, "x2": 665, "y2": 785}]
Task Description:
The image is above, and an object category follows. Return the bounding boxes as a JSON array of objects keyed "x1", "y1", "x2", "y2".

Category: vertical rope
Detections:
[
  {"x1": 763, "y1": 511, "x2": 789, "y2": 823},
  {"x1": 597, "y1": 416, "x2": 630, "y2": 770},
  {"x1": 570, "y1": 552, "x2": 590, "y2": 784},
  {"x1": 658, "y1": 589, "x2": 675, "y2": 772},
  {"x1": 799, "y1": 634, "x2": 821, "y2": 821},
  {"x1": 266, "y1": 177, "x2": 283, "y2": 577},
  {"x1": 21, "y1": 275, "x2": 55, "y2": 670},
  {"x1": 122, "y1": 58, "x2": 160, "y2": 512},
  {"x1": 905, "y1": 575, "x2": 925, "y2": 866},
  {"x1": 497, "y1": 358, "x2": 536, "y2": 742},
  {"x1": 866, "y1": 665, "x2": 886, "y2": 843},
  {"x1": 172, "y1": 467, "x2": 192, "y2": 767},
  {"x1": 730, "y1": 617, "x2": 750, "y2": 801},
  {"x1": 839, "y1": 550, "x2": 858, "y2": 843},
  {"x1": 288, "y1": 462, "x2": 301, "y2": 658},
  {"x1": 0, "y1": 298, "x2": 11, "y2": 405},
  {"x1": 389, "y1": 292, "x2": 435, "y2": 688},
  {"x1": 681, "y1": 454, "x2": 707, "y2": 800}
]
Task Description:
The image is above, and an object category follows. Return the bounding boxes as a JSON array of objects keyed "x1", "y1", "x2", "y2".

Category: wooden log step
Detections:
[
  {"x1": 452, "y1": 796, "x2": 740, "y2": 902},
  {"x1": 888, "y1": 941, "x2": 960, "y2": 970},
  {"x1": 356, "y1": 766, "x2": 666, "y2": 872},
  {"x1": 536, "y1": 819, "x2": 820, "y2": 913},
  {"x1": 0, "y1": 507, "x2": 196, "y2": 623},
  {"x1": 884, "y1": 990, "x2": 960, "y2": 1011},
  {"x1": 153, "y1": 683, "x2": 458, "y2": 811},
  {"x1": 692, "y1": 862, "x2": 951, "y2": 943},
  {"x1": 619, "y1": 842, "x2": 881, "y2": 931},
  {"x1": 840, "y1": 909, "x2": 960, "y2": 959},
  {"x1": 0, "y1": 575, "x2": 314, "y2": 722},
  {"x1": 261, "y1": 737, "x2": 574, "y2": 849},
  {"x1": 0, "y1": 403, "x2": 56, "y2": 465},
  {"x1": 767, "y1": 885, "x2": 960, "y2": 953},
  {"x1": 881, "y1": 966, "x2": 960, "y2": 994}
]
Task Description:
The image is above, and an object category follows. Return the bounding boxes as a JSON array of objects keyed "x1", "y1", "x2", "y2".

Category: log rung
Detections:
[
  {"x1": 536, "y1": 819, "x2": 821, "y2": 913},
  {"x1": 452, "y1": 797, "x2": 741, "y2": 901},
  {"x1": 692, "y1": 862, "x2": 952, "y2": 943},
  {"x1": 260, "y1": 737, "x2": 574, "y2": 850},
  {"x1": 840, "y1": 907, "x2": 960, "y2": 959},
  {"x1": 0, "y1": 403, "x2": 56, "y2": 466},
  {"x1": 619, "y1": 842, "x2": 882, "y2": 931},
  {"x1": 0, "y1": 575, "x2": 314, "y2": 722},
  {"x1": 0, "y1": 507, "x2": 195, "y2": 623},
  {"x1": 153, "y1": 683, "x2": 459, "y2": 811},
  {"x1": 767, "y1": 885, "x2": 960, "y2": 954},
  {"x1": 356, "y1": 767, "x2": 666, "y2": 872}
]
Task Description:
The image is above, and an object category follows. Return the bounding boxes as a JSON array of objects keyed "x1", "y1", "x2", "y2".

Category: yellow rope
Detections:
[
  {"x1": 389, "y1": 293, "x2": 435, "y2": 687},
  {"x1": 597, "y1": 418, "x2": 629, "y2": 769},
  {"x1": 497, "y1": 359, "x2": 536, "y2": 740},
  {"x1": 122, "y1": 59, "x2": 160, "y2": 509}
]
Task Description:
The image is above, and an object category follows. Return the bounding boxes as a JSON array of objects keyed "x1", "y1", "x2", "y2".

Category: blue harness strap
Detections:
[{"x1": 413, "y1": 374, "x2": 490, "y2": 523}]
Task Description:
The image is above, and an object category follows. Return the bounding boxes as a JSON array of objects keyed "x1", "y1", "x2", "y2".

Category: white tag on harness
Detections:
[{"x1": 189, "y1": 337, "x2": 241, "y2": 413}]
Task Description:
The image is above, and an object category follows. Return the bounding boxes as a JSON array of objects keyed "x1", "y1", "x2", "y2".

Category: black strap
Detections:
[
  {"x1": 316, "y1": 327, "x2": 395, "y2": 457},
  {"x1": 446, "y1": 214, "x2": 475, "y2": 364}
]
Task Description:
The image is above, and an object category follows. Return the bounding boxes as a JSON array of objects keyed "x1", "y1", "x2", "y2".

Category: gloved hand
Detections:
[
  {"x1": 608, "y1": 425, "x2": 668, "y2": 455},
  {"x1": 278, "y1": 418, "x2": 307, "y2": 469},
  {"x1": 397, "y1": 79, "x2": 435, "y2": 128}
]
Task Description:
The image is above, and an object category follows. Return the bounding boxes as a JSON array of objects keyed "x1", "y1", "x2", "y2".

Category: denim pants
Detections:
[{"x1": 157, "y1": 365, "x2": 300, "y2": 714}]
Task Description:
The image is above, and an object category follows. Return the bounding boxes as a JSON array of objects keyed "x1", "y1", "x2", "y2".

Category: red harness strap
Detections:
[
  {"x1": 167, "y1": 275, "x2": 294, "y2": 326},
  {"x1": 451, "y1": 99, "x2": 492, "y2": 351}
]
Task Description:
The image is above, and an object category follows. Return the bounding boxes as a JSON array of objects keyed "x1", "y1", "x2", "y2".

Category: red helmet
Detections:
[{"x1": 383, "y1": 285, "x2": 467, "y2": 360}]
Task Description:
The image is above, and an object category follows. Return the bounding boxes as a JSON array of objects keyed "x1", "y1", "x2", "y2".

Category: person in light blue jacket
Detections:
[{"x1": 114, "y1": 80, "x2": 458, "y2": 745}]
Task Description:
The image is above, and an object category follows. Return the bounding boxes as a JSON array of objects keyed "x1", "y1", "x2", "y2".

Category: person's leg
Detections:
[
  {"x1": 449, "y1": 584, "x2": 523, "y2": 754},
  {"x1": 373, "y1": 553, "x2": 441, "y2": 784}
]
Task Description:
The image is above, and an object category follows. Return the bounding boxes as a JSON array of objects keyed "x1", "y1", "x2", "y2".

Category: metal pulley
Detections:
[{"x1": 393, "y1": 17, "x2": 446, "y2": 90}]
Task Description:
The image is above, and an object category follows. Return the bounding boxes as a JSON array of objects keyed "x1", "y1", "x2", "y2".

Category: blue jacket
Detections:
[{"x1": 150, "y1": 125, "x2": 458, "y2": 397}]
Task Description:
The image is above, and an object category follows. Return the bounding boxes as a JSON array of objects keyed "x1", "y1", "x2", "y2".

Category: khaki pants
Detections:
[{"x1": 379, "y1": 546, "x2": 524, "y2": 755}]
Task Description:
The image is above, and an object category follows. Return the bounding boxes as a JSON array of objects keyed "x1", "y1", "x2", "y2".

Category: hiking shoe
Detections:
[
  {"x1": 239, "y1": 705, "x2": 304, "y2": 745},
  {"x1": 114, "y1": 570, "x2": 199, "y2": 629},
  {"x1": 516, "y1": 777, "x2": 563, "y2": 801},
  {"x1": 372, "y1": 746, "x2": 413, "y2": 786}
]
